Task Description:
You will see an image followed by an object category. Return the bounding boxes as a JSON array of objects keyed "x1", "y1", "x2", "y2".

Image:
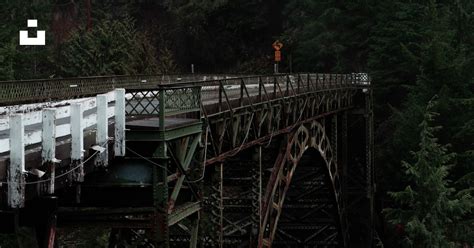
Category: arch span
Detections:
[{"x1": 258, "y1": 120, "x2": 348, "y2": 247}]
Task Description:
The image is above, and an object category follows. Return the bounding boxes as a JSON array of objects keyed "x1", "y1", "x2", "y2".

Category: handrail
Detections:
[
  {"x1": 0, "y1": 74, "x2": 246, "y2": 106},
  {"x1": 0, "y1": 73, "x2": 370, "y2": 106}
]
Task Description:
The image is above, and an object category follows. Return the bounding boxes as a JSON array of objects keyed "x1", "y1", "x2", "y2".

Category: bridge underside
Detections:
[{"x1": 0, "y1": 74, "x2": 374, "y2": 248}]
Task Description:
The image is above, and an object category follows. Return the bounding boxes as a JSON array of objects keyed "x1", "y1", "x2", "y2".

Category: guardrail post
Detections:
[
  {"x1": 297, "y1": 74, "x2": 300, "y2": 93},
  {"x1": 114, "y1": 89, "x2": 126, "y2": 157},
  {"x1": 8, "y1": 114, "x2": 26, "y2": 208},
  {"x1": 320, "y1": 74, "x2": 323, "y2": 89},
  {"x1": 218, "y1": 81, "x2": 223, "y2": 112},
  {"x1": 273, "y1": 77, "x2": 277, "y2": 99},
  {"x1": 240, "y1": 79, "x2": 244, "y2": 106},
  {"x1": 42, "y1": 108, "x2": 58, "y2": 194},
  {"x1": 307, "y1": 74, "x2": 310, "y2": 91},
  {"x1": 71, "y1": 102, "x2": 84, "y2": 182},
  {"x1": 159, "y1": 89, "x2": 166, "y2": 132},
  {"x1": 95, "y1": 94, "x2": 108, "y2": 167}
]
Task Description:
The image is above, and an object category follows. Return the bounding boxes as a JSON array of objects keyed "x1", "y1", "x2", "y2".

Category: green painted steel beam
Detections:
[
  {"x1": 168, "y1": 201, "x2": 201, "y2": 226},
  {"x1": 126, "y1": 122, "x2": 202, "y2": 142}
]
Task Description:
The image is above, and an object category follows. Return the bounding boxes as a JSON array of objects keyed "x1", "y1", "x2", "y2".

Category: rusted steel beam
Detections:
[
  {"x1": 204, "y1": 108, "x2": 352, "y2": 166},
  {"x1": 168, "y1": 201, "x2": 201, "y2": 226}
]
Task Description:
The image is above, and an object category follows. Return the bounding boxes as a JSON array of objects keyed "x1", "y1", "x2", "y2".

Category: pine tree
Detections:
[
  {"x1": 0, "y1": 1, "x2": 54, "y2": 80},
  {"x1": 56, "y1": 17, "x2": 157, "y2": 77},
  {"x1": 384, "y1": 99, "x2": 473, "y2": 247}
]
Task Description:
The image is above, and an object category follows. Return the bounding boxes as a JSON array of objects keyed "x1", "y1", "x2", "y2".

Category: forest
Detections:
[{"x1": 0, "y1": 0, "x2": 473, "y2": 247}]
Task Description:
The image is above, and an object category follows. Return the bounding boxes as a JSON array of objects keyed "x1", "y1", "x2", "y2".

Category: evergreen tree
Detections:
[
  {"x1": 0, "y1": 1, "x2": 54, "y2": 80},
  {"x1": 281, "y1": 0, "x2": 375, "y2": 73},
  {"x1": 378, "y1": 0, "x2": 474, "y2": 197},
  {"x1": 56, "y1": 17, "x2": 158, "y2": 77},
  {"x1": 384, "y1": 99, "x2": 473, "y2": 247}
]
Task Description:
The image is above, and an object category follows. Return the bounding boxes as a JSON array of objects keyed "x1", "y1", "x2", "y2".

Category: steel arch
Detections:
[{"x1": 258, "y1": 120, "x2": 348, "y2": 247}]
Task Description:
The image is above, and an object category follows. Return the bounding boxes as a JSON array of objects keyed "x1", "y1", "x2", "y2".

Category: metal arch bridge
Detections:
[{"x1": 0, "y1": 73, "x2": 374, "y2": 248}]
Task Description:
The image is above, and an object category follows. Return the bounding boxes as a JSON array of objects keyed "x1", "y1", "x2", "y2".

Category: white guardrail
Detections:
[
  {"x1": 0, "y1": 89, "x2": 126, "y2": 155},
  {"x1": 0, "y1": 89, "x2": 126, "y2": 208}
]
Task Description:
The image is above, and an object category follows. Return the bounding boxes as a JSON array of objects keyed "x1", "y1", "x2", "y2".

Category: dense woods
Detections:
[{"x1": 0, "y1": 0, "x2": 473, "y2": 246}]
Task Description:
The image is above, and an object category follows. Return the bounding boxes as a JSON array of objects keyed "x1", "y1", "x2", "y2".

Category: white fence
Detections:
[{"x1": 1, "y1": 89, "x2": 126, "y2": 208}]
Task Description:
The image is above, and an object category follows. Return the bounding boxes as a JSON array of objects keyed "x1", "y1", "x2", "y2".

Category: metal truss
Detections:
[
  {"x1": 257, "y1": 120, "x2": 348, "y2": 247},
  {"x1": 0, "y1": 73, "x2": 372, "y2": 248}
]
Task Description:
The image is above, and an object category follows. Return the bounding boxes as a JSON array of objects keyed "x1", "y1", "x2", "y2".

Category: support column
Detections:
[
  {"x1": 211, "y1": 163, "x2": 224, "y2": 247},
  {"x1": 152, "y1": 87, "x2": 170, "y2": 248},
  {"x1": 189, "y1": 213, "x2": 200, "y2": 248},
  {"x1": 151, "y1": 158, "x2": 169, "y2": 248},
  {"x1": 250, "y1": 146, "x2": 262, "y2": 247},
  {"x1": 365, "y1": 88, "x2": 374, "y2": 247}
]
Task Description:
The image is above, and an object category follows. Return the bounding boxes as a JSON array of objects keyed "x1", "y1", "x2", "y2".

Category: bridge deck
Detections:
[{"x1": 126, "y1": 117, "x2": 198, "y2": 130}]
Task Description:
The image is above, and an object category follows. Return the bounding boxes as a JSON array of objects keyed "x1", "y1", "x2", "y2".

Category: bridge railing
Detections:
[
  {"x1": 0, "y1": 89, "x2": 127, "y2": 207},
  {"x1": 125, "y1": 85, "x2": 201, "y2": 117},
  {"x1": 0, "y1": 74, "x2": 244, "y2": 106},
  {"x1": 164, "y1": 73, "x2": 370, "y2": 114},
  {"x1": 0, "y1": 73, "x2": 369, "y2": 107}
]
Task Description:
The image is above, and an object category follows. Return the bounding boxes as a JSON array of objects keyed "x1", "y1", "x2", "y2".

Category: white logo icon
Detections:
[{"x1": 19, "y1": 19, "x2": 45, "y2": 46}]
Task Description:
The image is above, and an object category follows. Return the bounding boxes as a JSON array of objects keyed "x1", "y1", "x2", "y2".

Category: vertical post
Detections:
[
  {"x1": 95, "y1": 94, "x2": 108, "y2": 167},
  {"x1": 153, "y1": 87, "x2": 169, "y2": 247},
  {"x1": 218, "y1": 81, "x2": 223, "y2": 112},
  {"x1": 8, "y1": 114, "x2": 25, "y2": 208},
  {"x1": 251, "y1": 146, "x2": 262, "y2": 246},
  {"x1": 189, "y1": 214, "x2": 200, "y2": 248},
  {"x1": 114, "y1": 89, "x2": 126, "y2": 156},
  {"x1": 317, "y1": 73, "x2": 321, "y2": 90},
  {"x1": 152, "y1": 158, "x2": 169, "y2": 247},
  {"x1": 273, "y1": 77, "x2": 277, "y2": 99},
  {"x1": 240, "y1": 79, "x2": 244, "y2": 107},
  {"x1": 42, "y1": 108, "x2": 57, "y2": 194},
  {"x1": 71, "y1": 103, "x2": 84, "y2": 182},
  {"x1": 365, "y1": 86, "x2": 374, "y2": 247},
  {"x1": 296, "y1": 75, "x2": 300, "y2": 94},
  {"x1": 191, "y1": 64, "x2": 195, "y2": 74},
  {"x1": 273, "y1": 63, "x2": 278, "y2": 74},
  {"x1": 211, "y1": 162, "x2": 224, "y2": 247},
  {"x1": 219, "y1": 162, "x2": 224, "y2": 248},
  {"x1": 159, "y1": 89, "x2": 166, "y2": 131},
  {"x1": 307, "y1": 74, "x2": 310, "y2": 91}
]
